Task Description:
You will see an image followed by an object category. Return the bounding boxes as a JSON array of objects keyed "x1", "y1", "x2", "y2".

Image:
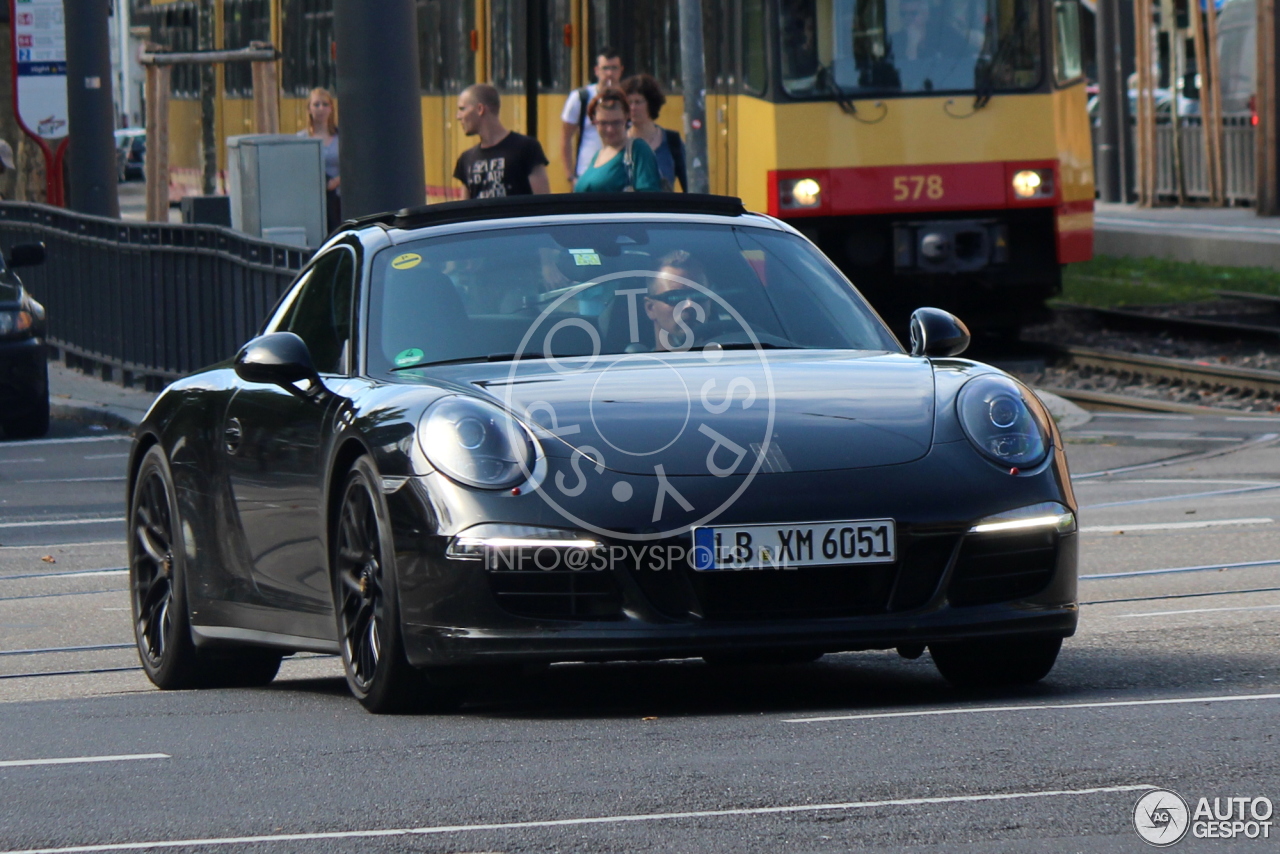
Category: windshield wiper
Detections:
[
  {"x1": 698, "y1": 341, "x2": 803, "y2": 351},
  {"x1": 390, "y1": 352, "x2": 548, "y2": 371},
  {"x1": 816, "y1": 63, "x2": 859, "y2": 116}
]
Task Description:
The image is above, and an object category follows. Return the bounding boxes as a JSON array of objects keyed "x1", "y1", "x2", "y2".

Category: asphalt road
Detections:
[{"x1": 0, "y1": 413, "x2": 1277, "y2": 853}]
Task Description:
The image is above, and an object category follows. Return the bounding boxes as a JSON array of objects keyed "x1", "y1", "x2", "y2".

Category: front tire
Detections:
[
  {"x1": 332, "y1": 456, "x2": 453, "y2": 713},
  {"x1": 929, "y1": 636, "x2": 1063, "y2": 688}
]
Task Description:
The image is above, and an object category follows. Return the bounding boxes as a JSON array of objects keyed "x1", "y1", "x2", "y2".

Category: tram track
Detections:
[{"x1": 1027, "y1": 342, "x2": 1280, "y2": 414}]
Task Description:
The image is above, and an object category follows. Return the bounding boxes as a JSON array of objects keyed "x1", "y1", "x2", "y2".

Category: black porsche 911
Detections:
[{"x1": 127, "y1": 194, "x2": 1077, "y2": 712}]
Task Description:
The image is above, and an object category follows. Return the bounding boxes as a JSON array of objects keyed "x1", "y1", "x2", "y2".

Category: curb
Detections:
[{"x1": 50, "y1": 399, "x2": 143, "y2": 432}]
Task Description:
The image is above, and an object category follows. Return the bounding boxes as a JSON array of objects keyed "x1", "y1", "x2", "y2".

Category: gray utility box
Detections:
[{"x1": 227, "y1": 134, "x2": 326, "y2": 247}]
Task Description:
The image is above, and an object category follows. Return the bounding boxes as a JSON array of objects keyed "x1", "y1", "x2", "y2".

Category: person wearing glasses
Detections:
[
  {"x1": 573, "y1": 88, "x2": 662, "y2": 193},
  {"x1": 644, "y1": 250, "x2": 713, "y2": 351}
]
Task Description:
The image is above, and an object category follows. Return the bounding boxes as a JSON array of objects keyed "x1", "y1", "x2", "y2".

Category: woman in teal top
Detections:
[{"x1": 574, "y1": 87, "x2": 662, "y2": 193}]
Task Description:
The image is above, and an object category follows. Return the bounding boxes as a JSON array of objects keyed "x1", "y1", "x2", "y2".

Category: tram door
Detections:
[{"x1": 704, "y1": 0, "x2": 738, "y2": 197}]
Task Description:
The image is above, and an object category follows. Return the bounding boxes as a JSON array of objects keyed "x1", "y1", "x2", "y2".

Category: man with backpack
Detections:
[{"x1": 560, "y1": 48, "x2": 623, "y2": 181}]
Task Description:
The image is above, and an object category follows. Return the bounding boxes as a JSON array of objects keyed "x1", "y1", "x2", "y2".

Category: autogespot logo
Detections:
[
  {"x1": 503, "y1": 268, "x2": 775, "y2": 542},
  {"x1": 1134, "y1": 789, "x2": 1191, "y2": 847}
]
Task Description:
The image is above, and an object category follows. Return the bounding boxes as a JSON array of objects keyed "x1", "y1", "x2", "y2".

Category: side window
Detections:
[
  {"x1": 279, "y1": 248, "x2": 356, "y2": 374},
  {"x1": 1053, "y1": 0, "x2": 1084, "y2": 84}
]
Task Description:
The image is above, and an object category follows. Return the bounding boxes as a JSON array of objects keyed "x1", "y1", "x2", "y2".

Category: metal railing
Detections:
[
  {"x1": 0, "y1": 202, "x2": 311, "y2": 387},
  {"x1": 1151, "y1": 115, "x2": 1256, "y2": 205}
]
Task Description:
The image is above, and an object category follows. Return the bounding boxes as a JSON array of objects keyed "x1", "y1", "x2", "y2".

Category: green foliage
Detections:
[{"x1": 1060, "y1": 255, "x2": 1280, "y2": 307}]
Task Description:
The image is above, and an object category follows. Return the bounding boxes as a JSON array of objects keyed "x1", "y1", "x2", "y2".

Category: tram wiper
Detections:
[{"x1": 816, "y1": 64, "x2": 859, "y2": 116}]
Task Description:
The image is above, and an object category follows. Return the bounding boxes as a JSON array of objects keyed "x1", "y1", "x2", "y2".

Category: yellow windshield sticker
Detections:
[
  {"x1": 392, "y1": 253, "x2": 422, "y2": 270},
  {"x1": 569, "y1": 248, "x2": 601, "y2": 266}
]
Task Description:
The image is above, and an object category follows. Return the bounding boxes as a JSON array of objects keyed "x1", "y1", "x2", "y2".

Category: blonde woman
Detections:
[{"x1": 298, "y1": 87, "x2": 341, "y2": 231}]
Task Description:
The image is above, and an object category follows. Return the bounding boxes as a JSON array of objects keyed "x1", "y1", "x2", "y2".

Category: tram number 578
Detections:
[{"x1": 893, "y1": 175, "x2": 944, "y2": 201}]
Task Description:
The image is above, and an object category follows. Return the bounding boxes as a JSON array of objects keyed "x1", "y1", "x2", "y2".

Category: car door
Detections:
[{"x1": 224, "y1": 246, "x2": 356, "y2": 628}]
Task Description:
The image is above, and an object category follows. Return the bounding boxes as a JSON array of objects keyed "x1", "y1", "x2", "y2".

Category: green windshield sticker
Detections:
[
  {"x1": 569, "y1": 248, "x2": 601, "y2": 266},
  {"x1": 394, "y1": 347, "x2": 424, "y2": 367}
]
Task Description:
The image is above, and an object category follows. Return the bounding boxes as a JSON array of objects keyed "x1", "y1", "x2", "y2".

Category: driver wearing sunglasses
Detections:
[{"x1": 644, "y1": 250, "x2": 713, "y2": 352}]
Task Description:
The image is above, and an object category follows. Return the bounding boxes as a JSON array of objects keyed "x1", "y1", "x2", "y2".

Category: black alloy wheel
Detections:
[
  {"x1": 333, "y1": 456, "x2": 451, "y2": 713},
  {"x1": 130, "y1": 445, "x2": 281, "y2": 689},
  {"x1": 929, "y1": 636, "x2": 1063, "y2": 688},
  {"x1": 130, "y1": 446, "x2": 204, "y2": 688}
]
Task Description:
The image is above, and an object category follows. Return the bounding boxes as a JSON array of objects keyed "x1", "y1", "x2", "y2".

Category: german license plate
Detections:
[{"x1": 692, "y1": 520, "x2": 896, "y2": 571}]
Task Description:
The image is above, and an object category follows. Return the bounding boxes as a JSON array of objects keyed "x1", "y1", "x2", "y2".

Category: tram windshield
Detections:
[{"x1": 780, "y1": 0, "x2": 1042, "y2": 98}]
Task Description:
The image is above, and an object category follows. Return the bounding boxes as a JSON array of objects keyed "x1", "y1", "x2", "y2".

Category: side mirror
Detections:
[
  {"x1": 909, "y1": 307, "x2": 970, "y2": 357},
  {"x1": 234, "y1": 332, "x2": 322, "y2": 393},
  {"x1": 7, "y1": 242, "x2": 45, "y2": 269}
]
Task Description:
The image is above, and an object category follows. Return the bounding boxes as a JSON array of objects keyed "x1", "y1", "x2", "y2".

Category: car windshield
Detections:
[
  {"x1": 367, "y1": 221, "x2": 899, "y2": 373},
  {"x1": 779, "y1": 0, "x2": 1042, "y2": 98}
]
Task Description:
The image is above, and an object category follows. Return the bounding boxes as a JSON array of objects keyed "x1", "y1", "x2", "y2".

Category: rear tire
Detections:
[
  {"x1": 929, "y1": 636, "x2": 1062, "y2": 688},
  {"x1": 332, "y1": 456, "x2": 457, "y2": 713},
  {"x1": 130, "y1": 446, "x2": 283, "y2": 689}
]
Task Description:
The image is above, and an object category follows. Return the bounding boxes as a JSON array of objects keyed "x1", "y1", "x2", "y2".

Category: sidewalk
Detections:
[
  {"x1": 1094, "y1": 202, "x2": 1280, "y2": 269},
  {"x1": 49, "y1": 361, "x2": 157, "y2": 430}
]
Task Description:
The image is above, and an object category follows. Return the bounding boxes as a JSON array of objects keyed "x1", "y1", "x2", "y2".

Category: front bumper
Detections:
[{"x1": 0, "y1": 336, "x2": 47, "y2": 409}]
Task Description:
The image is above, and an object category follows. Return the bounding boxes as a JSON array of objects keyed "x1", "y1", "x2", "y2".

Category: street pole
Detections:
[
  {"x1": 333, "y1": 0, "x2": 425, "y2": 218},
  {"x1": 678, "y1": 0, "x2": 710, "y2": 194},
  {"x1": 64, "y1": 0, "x2": 120, "y2": 217},
  {"x1": 1096, "y1": 0, "x2": 1123, "y2": 203},
  {"x1": 198, "y1": 0, "x2": 217, "y2": 195}
]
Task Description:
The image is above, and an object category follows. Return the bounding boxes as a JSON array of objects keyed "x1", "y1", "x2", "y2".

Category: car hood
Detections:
[{"x1": 470, "y1": 351, "x2": 935, "y2": 475}]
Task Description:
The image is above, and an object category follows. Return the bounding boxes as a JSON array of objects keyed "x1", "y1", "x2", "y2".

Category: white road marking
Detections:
[
  {"x1": 1071, "y1": 433, "x2": 1280, "y2": 480},
  {"x1": 1119, "y1": 604, "x2": 1280, "y2": 618},
  {"x1": 0, "y1": 568, "x2": 127, "y2": 581},
  {"x1": 1068, "y1": 431, "x2": 1239, "y2": 442},
  {"x1": 82, "y1": 453, "x2": 129, "y2": 460},
  {"x1": 0, "y1": 540, "x2": 124, "y2": 550},
  {"x1": 18, "y1": 477, "x2": 127, "y2": 484},
  {"x1": 0, "y1": 753, "x2": 168, "y2": 769},
  {"x1": 0, "y1": 784, "x2": 1154, "y2": 854},
  {"x1": 4, "y1": 458, "x2": 46, "y2": 464},
  {"x1": 1085, "y1": 483, "x2": 1280, "y2": 509},
  {"x1": 0, "y1": 436, "x2": 128, "y2": 448},
  {"x1": 784, "y1": 691, "x2": 1280, "y2": 724},
  {"x1": 1090, "y1": 413, "x2": 1196, "y2": 420},
  {"x1": 1081, "y1": 557, "x2": 1280, "y2": 580},
  {"x1": 1079, "y1": 517, "x2": 1273, "y2": 533},
  {"x1": 0, "y1": 518, "x2": 124, "y2": 529}
]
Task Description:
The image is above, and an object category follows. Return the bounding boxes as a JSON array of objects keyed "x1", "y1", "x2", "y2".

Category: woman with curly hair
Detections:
[{"x1": 622, "y1": 74, "x2": 686, "y2": 192}]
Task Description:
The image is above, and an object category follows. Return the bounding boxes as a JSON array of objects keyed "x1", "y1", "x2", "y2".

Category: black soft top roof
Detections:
[{"x1": 345, "y1": 193, "x2": 749, "y2": 232}]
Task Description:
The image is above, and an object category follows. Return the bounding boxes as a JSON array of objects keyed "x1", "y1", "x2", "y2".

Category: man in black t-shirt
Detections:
[{"x1": 453, "y1": 84, "x2": 550, "y2": 199}]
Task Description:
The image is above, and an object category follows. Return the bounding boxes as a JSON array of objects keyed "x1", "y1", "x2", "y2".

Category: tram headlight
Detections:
[
  {"x1": 1011, "y1": 169, "x2": 1054, "y2": 199},
  {"x1": 779, "y1": 177, "x2": 822, "y2": 209}
]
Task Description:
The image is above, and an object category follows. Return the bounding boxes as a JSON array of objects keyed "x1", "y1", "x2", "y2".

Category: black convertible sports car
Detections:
[{"x1": 127, "y1": 194, "x2": 1077, "y2": 712}]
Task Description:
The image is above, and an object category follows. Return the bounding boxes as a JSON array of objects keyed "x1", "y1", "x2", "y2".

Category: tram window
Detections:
[
  {"x1": 418, "y1": 0, "x2": 476, "y2": 95},
  {"x1": 224, "y1": 0, "x2": 271, "y2": 98},
  {"x1": 135, "y1": 1, "x2": 201, "y2": 99},
  {"x1": 1053, "y1": 0, "x2": 1084, "y2": 83},
  {"x1": 538, "y1": 0, "x2": 574, "y2": 92},
  {"x1": 779, "y1": 0, "x2": 1042, "y2": 98},
  {"x1": 490, "y1": 0, "x2": 527, "y2": 91},
  {"x1": 589, "y1": 0, "x2": 683, "y2": 94},
  {"x1": 281, "y1": 0, "x2": 338, "y2": 96},
  {"x1": 744, "y1": 0, "x2": 769, "y2": 94}
]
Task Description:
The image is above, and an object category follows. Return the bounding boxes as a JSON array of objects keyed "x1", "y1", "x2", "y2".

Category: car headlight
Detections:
[
  {"x1": 969, "y1": 501, "x2": 1075, "y2": 535},
  {"x1": 957, "y1": 375, "x2": 1050, "y2": 468},
  {"x1": 420, "y1": 396, "x2": 537, "y2": 489},
  {"x1": 0, "y1": 310, "x2": 33, "y2": 337}
]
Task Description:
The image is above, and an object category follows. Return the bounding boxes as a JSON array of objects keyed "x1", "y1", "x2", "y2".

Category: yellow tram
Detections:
[{"x1": 137, "y1": 0, "x2": 1093, "y2": 328}]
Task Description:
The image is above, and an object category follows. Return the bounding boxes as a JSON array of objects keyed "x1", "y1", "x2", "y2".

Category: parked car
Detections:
[
  {"x1": 0, "y1": 242, "x2": 49, "y2": 438},
  {"x1": 115, "y1": 128, "x2": 146, "y2": 182},
  {"x1": 126, "y1": 194, "x2": 1079, "y2": 713}
]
